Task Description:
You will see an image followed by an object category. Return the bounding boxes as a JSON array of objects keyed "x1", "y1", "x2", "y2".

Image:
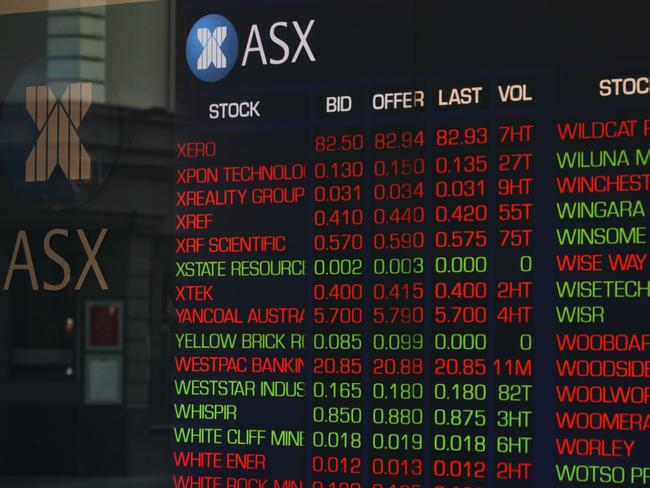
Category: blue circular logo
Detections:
[{"x1": 186, "y1": 14, "x2": 239, "y2": 82}]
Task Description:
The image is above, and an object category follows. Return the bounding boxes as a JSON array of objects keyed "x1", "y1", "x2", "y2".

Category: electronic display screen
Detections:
[{"x1": 172, "y1": 2, "x2": 650, "y2": 487}]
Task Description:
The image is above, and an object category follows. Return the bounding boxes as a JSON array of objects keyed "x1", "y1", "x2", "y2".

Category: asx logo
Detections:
[
  {"x1": 186, "y1": 13, "x2": 315, "y2": 82},
  {"x1": 25, "y1": 83, "x2": 93, "y2": 182},
  {"x1": 2, "y1": 229, "x2": 108, "y2": 291}
]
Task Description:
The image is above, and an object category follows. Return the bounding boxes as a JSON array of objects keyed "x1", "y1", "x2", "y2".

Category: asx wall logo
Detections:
[
  {"x1": 186, "y1": 13, "x2": 315, "y2": 83},
  {"x1": 0, "y1": 57, "x2": 119, "y2": 210},
  {"x1": 25, "y1": 83, "x2": 93, "y2": 182}
]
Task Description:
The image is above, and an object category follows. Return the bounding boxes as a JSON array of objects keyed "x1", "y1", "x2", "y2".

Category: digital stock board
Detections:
[{"x1": 172, "y1": 2, "x2": 650, "y2": 488}]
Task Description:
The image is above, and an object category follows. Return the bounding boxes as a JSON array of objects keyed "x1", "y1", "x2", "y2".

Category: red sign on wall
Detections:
[{"x1": 86, "y1": 302, "x2": 122, "y2": 351}]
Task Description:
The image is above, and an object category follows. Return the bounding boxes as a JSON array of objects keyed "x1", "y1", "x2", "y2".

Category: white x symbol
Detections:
[{"x1": 197, "y1": 27, "x2": 227, "y2": 70}]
